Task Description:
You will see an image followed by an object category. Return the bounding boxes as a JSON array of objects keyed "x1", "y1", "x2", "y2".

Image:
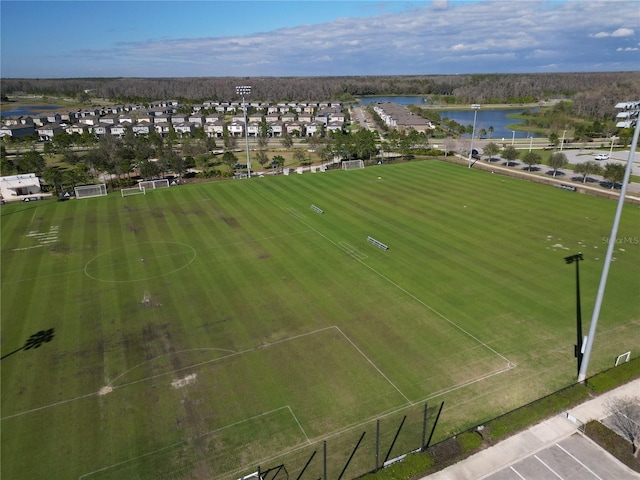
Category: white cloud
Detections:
[
  {"x1": 62, "y1": 1, "x2": 640, "y2": 76},
  {"x1": 612, "y1": 28, "x2": 634, "y2": 37}
]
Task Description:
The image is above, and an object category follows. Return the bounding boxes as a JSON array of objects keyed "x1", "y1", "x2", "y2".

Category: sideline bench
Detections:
[{"x1": 311, "y1": 204, "x2": 324, "y2": 214}]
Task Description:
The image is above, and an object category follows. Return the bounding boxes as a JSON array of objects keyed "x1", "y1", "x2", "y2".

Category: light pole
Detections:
[
  {"x1": 560, "y1": 130, "x2": 566, "y2": 151},
  {"x1": 578, "y1": 100, "x2": 640, "y2": 383},
  {"x1": 565, "y1": 253, "x2": 584, "y2": 378},
  {"x1": 468, "y1": 104, "x2": 480, "y2": 168},
  {"x1": 511, "y1": 130, "x2": 516, "y2": 146},
  {"x1": 235, "y1": 85, "x2": 252, "y2": 178},
  {"x1": 609, "y1": 135, "x2": 617, "y2": 158}
]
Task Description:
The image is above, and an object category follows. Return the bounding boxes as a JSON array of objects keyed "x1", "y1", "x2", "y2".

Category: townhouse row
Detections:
[{"x1": 0, "y1": 100, "x2": 347, "y2": 140}]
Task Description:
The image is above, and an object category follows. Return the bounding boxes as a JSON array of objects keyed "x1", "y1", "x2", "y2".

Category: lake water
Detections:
[
  {"x1": 357, "y1": 96, "x2": 541, "y2": 138},
  {"x1": 1, "y1": 105, "x2": 62, "y2": 116}
]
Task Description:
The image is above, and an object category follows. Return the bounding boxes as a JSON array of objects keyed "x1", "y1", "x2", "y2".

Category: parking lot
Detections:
[{"x1": 484, "y1": 434, "x2": 639, "y2": 480}]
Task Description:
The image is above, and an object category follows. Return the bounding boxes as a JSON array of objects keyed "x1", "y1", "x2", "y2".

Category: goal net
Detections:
[
  {"x1": 342, "y1": 159, "x2": 364, "y2": 170},
  {"x1": 121, "y1": 186, "x2": 146, "y2": 197},
  {"x1": 138, "y1": 179, "x2": 170, "y2": 190},
  {"x1": 74, "y1": 184, "x2": 107, "y2": 199}
]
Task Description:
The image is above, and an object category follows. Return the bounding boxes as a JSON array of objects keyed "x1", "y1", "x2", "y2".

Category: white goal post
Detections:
[
  {"x1": 342, "y1": 159, "x2": 365, "y2": 170},
  {"x1": 121, "y1": 186, "x2": 146, "y2": 197},
  {"x1": 615, "y1": 351, "x2": 631, "y2": 366},
  {"x1": 138, "y1": 179, "x2": 170, "y2": 190},
  {"x1": 74, "y1": 184, "x2": 107, "y2": 199}
]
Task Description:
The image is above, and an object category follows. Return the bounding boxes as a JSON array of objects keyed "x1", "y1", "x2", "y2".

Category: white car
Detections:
[{"x1": 594, "y1": 154, "x2": 609, "y2": 161}]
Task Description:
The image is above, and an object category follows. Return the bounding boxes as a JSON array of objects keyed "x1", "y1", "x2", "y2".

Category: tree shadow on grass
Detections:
[{"x1": 0, "y1": 328, "x2": 55, "y2": 360}]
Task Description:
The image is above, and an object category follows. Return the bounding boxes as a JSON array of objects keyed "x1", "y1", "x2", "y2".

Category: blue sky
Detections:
[{"x1": 1, "y1": 0, "x2": 638, "y2": 78}]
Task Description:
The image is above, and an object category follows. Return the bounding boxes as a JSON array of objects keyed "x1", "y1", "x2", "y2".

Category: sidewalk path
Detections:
[{"x1": 422, "y1": 378, "x2": 640, "y2": 480}]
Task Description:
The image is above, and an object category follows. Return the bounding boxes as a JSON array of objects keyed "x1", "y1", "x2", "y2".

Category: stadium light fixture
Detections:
[
  {"x1": 565, "y1": 253, "x2": 584, "y2": 377},
  {"x1": 578, "y1": 100, "x2": 640, "y2": 383},
  {"x1": 468, "y1": 104, "x2": 480, "y2": 168},
  {"x1": 235, "y1": 85, "x2": 252, "y2": 178}
]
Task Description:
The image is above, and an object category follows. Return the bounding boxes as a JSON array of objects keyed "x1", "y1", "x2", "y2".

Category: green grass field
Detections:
[{"x1": 2, "y1": 160, "x2": 639, "y2": 480}]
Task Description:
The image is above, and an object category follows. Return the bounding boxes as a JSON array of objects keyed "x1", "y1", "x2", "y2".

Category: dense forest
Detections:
[{"x1": 2, "y1": 72, "x2": 640, "y2": 119}]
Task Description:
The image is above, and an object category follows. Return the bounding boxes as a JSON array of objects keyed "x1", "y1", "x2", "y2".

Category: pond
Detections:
[
  {"x1": 1, "y1": 105, "x2": 62, "y2": 117},
  {"x1": 357, "y1": 96, "x2": 541, "y2": 138}
]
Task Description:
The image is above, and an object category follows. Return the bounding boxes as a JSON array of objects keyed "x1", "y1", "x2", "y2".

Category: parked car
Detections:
[{"x1": 595, "y1": 154, "x2": 609, "y2": 161}]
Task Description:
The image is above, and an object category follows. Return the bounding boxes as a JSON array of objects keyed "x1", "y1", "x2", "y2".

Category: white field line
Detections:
[
  {"x1": 287, "y1": 405, "x2": 310, "y2": 444},
  {"x1": 334, "y1": 326, "x2": 412, "y2": 405},
  {"x1": 211, "y1": 347, "x2": 516, "y2": 480},
  {"x1": 555, "y1": 443, "x2": 604, "y2": 480},
  {"x1": 253, "y1": 187, "x2": 514, "y2": 369},
  {"x1": 1, "y1": 391, "x2": 99, "y2": 421},
  {"x1": 1, "y1": 326, "x2": 336, "y2": 420},
  {"x1": 1, "y1": 230, "x2": 311, "y2": 286},
  {"x1": 107, "y1": 347, "x2": 237, "y2": 386},
  {"x1": 78, "y1": 441, "x2": 183, "y2": 480},
  {"x1": 78, "y1": 406, "x2": 298, "y2": 480}
]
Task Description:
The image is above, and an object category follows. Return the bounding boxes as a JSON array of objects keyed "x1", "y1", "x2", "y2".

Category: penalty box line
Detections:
[{"x1": 78, "y1": 405, "x2": 308, "y2": 480}]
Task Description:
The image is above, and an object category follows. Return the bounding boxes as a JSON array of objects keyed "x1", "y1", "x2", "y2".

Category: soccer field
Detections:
[{"x1": 1, "y1": 160, "x2": 639, "y2": 480}]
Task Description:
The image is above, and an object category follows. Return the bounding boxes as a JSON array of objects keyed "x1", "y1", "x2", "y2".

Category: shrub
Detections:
[
  {"x1": 586, "y1": 357, "x2": 640, "y2": 393},
  {"x1": 458, "y1": 431, "x2": 483, "y2": 452},
  {"x1": 360, "y1": 452, "x2": 434, "y2": 480},
  {"x1": 585, "y1": 420, "x2": 640, "y2": 472},
  {"x1": 485, "y1": 383, "x2": 590, "y2": 441}
]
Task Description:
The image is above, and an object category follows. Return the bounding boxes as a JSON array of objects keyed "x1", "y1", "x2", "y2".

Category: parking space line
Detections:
[
  {"x1": 509, "y1": 466, "x2": 527, "y2": 479},
  {"x1": 555, "y1": 443, "x2": 604, "y2": 480},
  {"x1": 534, "y1": 454, "x2": 564, "y2": 479}
]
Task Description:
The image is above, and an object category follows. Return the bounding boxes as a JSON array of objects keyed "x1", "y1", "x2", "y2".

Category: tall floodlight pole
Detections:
[
  {"x1": 235, "y1": 85, "x2": 252, "y2": 178},
  {"x1": 565, "y1": 253, "x2": 584, "y2": 377},
  {"x1": 560, "y1": 130, "x2": 566, "y2": 151},
  {"x1": 578, "y1": 100, "x2": 640, "y2": 383},
  {"x1": 609, "y1": 135, "x2": 617, "y2": 157},
  {"x1": 511, "y1": 130, "x2": 516, "y2": 146},
  {"x1": 467, "y1": 104, "x2": 480, "y2": 168}
]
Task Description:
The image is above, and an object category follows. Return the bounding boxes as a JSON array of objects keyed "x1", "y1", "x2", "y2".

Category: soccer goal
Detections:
[
  {"x1": 74, "y1": 184, "x2": 107, "y2": 199},
  {"x1": 138, "y1": 179, "x2": 170, "y2": 190},
  {"x1": 342, "y1": 159, "x2": 364, "y2": 170},
  {"x1": 121, "y1": 186, "x2": 146, "y2": 197}
]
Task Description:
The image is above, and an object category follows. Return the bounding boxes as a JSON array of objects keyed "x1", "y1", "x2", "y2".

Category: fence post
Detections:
[
  {"x1": 323, "y1": 441, "x2": 327, "y2": 480},
  {"x1": 375, "y1": 419, "x2": 380, "y2": 472}
]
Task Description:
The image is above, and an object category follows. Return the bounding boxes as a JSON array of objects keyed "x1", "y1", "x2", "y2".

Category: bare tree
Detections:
[
  {"x1": 606, "y1": 396, "x2": 640, "y2": 456},
  {"x1": 444, "y1": 136, "x2": 457, "y2": 157}
]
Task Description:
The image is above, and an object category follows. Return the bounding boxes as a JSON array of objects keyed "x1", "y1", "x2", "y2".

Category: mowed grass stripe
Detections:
[{"x1": 2, "y1": 160, "x2": 639, "y2": 480}]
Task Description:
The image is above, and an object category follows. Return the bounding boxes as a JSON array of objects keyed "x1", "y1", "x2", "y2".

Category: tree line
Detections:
[{"x1": 2, "y1": 72, "x2": 639, "y2": 119}]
